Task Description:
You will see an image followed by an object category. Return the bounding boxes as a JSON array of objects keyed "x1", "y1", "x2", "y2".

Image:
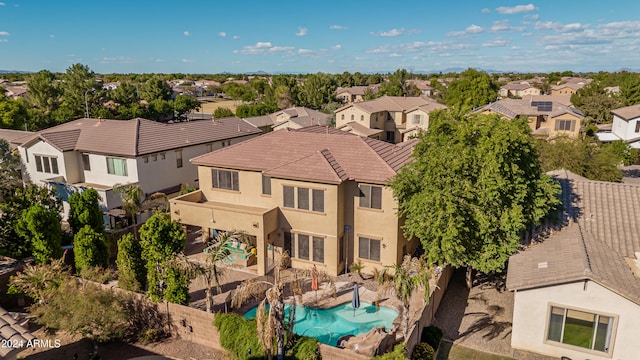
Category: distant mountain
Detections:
[{"x1": 0, "y1": 70, "x2": 31, "y2": 74}]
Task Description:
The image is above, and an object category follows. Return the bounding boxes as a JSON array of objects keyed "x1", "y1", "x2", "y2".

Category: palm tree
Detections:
[
  {"x1": 378, "y1": 255, "x2": 431, "y2": 340},
  {"x1": 113, "y1": 183, "x2": 166, "y2": 239}
]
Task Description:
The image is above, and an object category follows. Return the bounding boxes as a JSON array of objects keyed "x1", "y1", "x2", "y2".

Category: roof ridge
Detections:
[
  {"x1": 318, "y1": 148, "x2": 348, "y2": 181},
  {"x1": 359, "y1": 137, "x2": 397, "y2": 175},
  {"x1": 574, "y1": 223, "x2": 593, "y2": 276},
  {"x1": 134, "y1": 118, "x2": 142, "y2": 156}
]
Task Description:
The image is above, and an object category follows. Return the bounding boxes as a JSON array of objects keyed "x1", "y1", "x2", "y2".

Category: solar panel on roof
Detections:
[
  {"x1": 536, "y1": 101, "x2": 552, "y2": 112},
  {"x1": 531, "y1": 101, "x2": 540, "y2": 107}
]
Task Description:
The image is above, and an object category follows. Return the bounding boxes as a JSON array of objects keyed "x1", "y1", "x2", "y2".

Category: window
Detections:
[
  {"x1": 360, "y1": 115, "x2": 364, "y2": 121},
  {"x1": 283, "y1": 186, "x2": 295, "y2": 208},
  {"x1": 297, "y1": 188, "x2": 309, "y2": 210},
  {"x1": 351, "y1": 114, "x2": 354, "y2": 121},
  {"x1": 262, "y1": 175, "x2": 271, "y2": 195},
  {"x1": 176, "y1": 150, "x2": 183, "y2": 168},
  {"x1": 222, "y1": 141, "x2": 231, "y2": 147},
  {"x1": 297, "y1": 234, "x2": 310, "y2": 260},
  {"x1": 143, "y1": 157, "x2": 149, "y2": 163},
  {"x1": 412, "y1": 114, "x2": 423, "y2": 125},
  {"x1": 341, "y1": 114, "x2": 345, "y2": 120},
  {"x1": 386, "y1": 131, "x2": 395, "y2": 142},
  {"x1": 82, "y1": 154, "x2": 91, "y2": 171},
  {"x1": 312, "y1": 189, "x2": 324, "y2": 212},
  {"x1": 555, "y1": 119, "x2": 576, "y2": 131},
  {"x1": 160, "y1": 153, "x2": 165, "y2": 160},
  {"x1": 152, "y1": 154, "x2": 157, "y2": 161},
  {"x1": 106, "y1": 157, "x2": 128, "y2": 176},
  {"x1": 359, "y1": 184, "x2": 382, "y2": 209},
  {"x1": 547, "y1": 306, "x2": 615, "y2": 353},
  {"x1": 282, "y1": 186, "x2": 324, "y2": 213},
  {"x1": 636, "y1": 121, "x2": 640, "y2": 133},
  {"x1": 284, "y1": 232, "x2": 294, "y2": 258},
  {"x1": 206, "y1": 143, "x2": 213, "y2": 152},
  {"x1": 359, "y1": 237, "x2": 381, "y2": 261},
  {"x1": 211, "y1": 169, "x2": 239, "y2": 191},
  {"x1": 34, "y1": 155, "x2": 58, "y2": 174},
  {"x1": 312, "y1": 236, "x2": 324, "y2": 263}
]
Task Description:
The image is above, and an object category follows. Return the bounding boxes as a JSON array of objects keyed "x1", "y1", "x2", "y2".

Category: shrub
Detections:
[
  {"x1": 116, "y1": 232, "x2": 146, "y2": 292},
  {"x1": 287, "y1": 336, "x2": 320, "y2": 360},
  {"x1": 214, "y1": 107, "x2": 234, "y2": 118},
  {"x1": 214, "y1": 313, "x2": 265, "y2": 360},
  {"x1": 372, "y1": 343, "x2": 408, "y2": 360},
  {"x1": 421, "y1": 325, "x2": 443, "y2": 351},
  {"x1": 74, "y1": 225, "x2": 110, "y2": 273},
  {"x1": 412, "y1": 342, "x2": 435, "y2": 360}
]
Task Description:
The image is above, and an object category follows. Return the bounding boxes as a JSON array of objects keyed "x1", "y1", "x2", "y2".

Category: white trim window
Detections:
[
  {"x1": 106, "y1": 157, "x2": 128, "y2": 176},
  {"x1": 547, "y1": 305, "x2": 615, "y2": 354},
  {"x1": 359, "y1": 184, "x2": 382, "y2": 209},
  {"x1": 35, "y1": 155, "x2": 59, "y2": 174},
  {"x1": 211, "y1": 168, "x2": 239, "y2": 191}
]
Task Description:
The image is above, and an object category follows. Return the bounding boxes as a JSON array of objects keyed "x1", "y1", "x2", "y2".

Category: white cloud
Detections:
[
  {"x1": 482, "y1": 38, "x2": 511, "y2": 47},
  {"x1": 330, "y1": 25, "x2": 348, "y2": 30},
  {"x1": 0, "y1": 39, "x2": 7, "y2": 43},
  {"x1": 466, "y1": 24, "x2": 484, "y2": 34},
  {"x1": 389, "y1": 53, "x2": 402, "y2": 57},
  {"x1": 296, "y1": 27, "x2": 308, "y2": 36},
  {"x1": 298, "y1": 49, "x2": 313, "y2": 54},
  {"x1": 535, "y1": 21, "x2": 588, "y2": 33},
  {"x1": 332, "y1": 44, "x2": 342, "y2": 50},
  {"x1": 490, "y1": 20, "x2": 525, "y2": 32},
  {"x1": 496, "y1": 4, "x2": 537, "y2": 14},
  {"x1": 270, "y1": 46, "x2": 295, "y2": 53},
  {"x1": 0, "y1": 31, "x2": 9, "y2": 36},
  {"x1": 233, "y1": 35, "x2": 240, "y2": 40},
  {"x1": 379, "y1": 28, "x2": 403, "y2": 37},
  {"x1": 0, "y1": 2, "x2": 4, "y2": 5},
  {"x1": 481, "y1": 8, "x2": 490, "y2": 14},
  {"x1": 181, "y1": 58, "x2": 194, "y2": 63},
  {"x1": 256, "y1": 42, "x2": 272, "y2": 48},
  {"x1": 183, "y1": 31, "x2": 190, "y2": 37},
  {"x1": 218, "y1": 32, "x2": 227, "y2": 37}
]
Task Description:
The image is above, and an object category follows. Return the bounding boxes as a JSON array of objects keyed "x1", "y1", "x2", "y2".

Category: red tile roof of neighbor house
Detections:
[
  {"x1": 611, "y1": 104, "x2": 640, "y2": 120},
  {"x1": 336, "y1": 95, "x2": 444, "y2": 114},
  {"x1": 191, "y1": 125, "x2": 417, "y2": 184},
  {"x1": 507, "y1": 170, "x2": 640, "y2": 305},
  {"x1": 13, "y1": 117, "x2": 261, "y2": 157}
]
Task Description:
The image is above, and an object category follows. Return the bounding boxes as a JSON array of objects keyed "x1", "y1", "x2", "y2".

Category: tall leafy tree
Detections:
[
  {"x1": 109, "y1": 81, "x2": 139, "y2": 105},
  {"x1": 379, "y1": 69, "x2": 410, "y2": 97},
  {"x1": 26, "y1": 70, "x2": 60, "y2": 116},
  {"x1": 73, "y1": 225, "x2": 110, "y2": 273},
  {"x1": 68, "y1": 188, "x2": 104, "y2": 234},
  {"x1": 0, "y1": 139, "x2": 22, "y2": 201},
  {"x1": 444, "y1": 69, "x2": 498, "y2": 113},
  {"x1": 620, "y1": 73, "x2": 640, "y2": 106},
  {"x1": 296, "y1": 72, "x2": 337, "y2": 109},
  {"x1": 173, "y1": 95, "x2": 200, "y2": 118},
  {"x1": 139, "y1": 212, "x2": 187, "y2": 303},
  {"x1": 57, "y1": 63, "x2": 102, "y2": 121},
  {"x1": 140, "y1": 77, "x2": 172, "y2": 102},
  {"x1": 391, "y1": 112, "x2": 561, "y2": 288},
  {"x1": 116, "y1": 232, "x2": 146, "y2": 292},
  {"x1": 0, "y1": 95, "x2": 28, "y2": 130},
  {"x1": 15, "y1": 204, "x2": 63, "y2": 264},
  {"x1": 571, "y1": 81, "x2": 624, "y2": 124}
]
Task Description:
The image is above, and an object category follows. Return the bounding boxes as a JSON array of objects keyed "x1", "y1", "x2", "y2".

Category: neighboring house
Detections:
[
  {"x1": 170, "y1": 125, "x2": 419, "y2": 276},
  {"x1": 406, "y1": 80, "x2": 434, "y2": 96},
  {"x1": 550, "y1": 83, "x2": 584, "y2": 95},
  {"x1": 595, "y1": 103, "x2": 640, "y2": 149},
  {"x1": 507, "y1": 170, "x2": 640, "y2": 360},
  {"x1": 335, "y1": 85, "x2": 379, "y2": 104},
  {"x1": 474, "y1": 97, "x2": 584, "y2": 138},
  {"x1": 244, "y1": 106, "x2": 331, "y2": 133},
  {"x1": 12, "y1": 117, "x2": 261, "y2": 223},
  {"x1": 0, "y1": 129, "x2": 33, "y2": 150},
  {"x1": 2, "y1": 85, "x2": 28, "y2": 100},
  {"x1": 499, "y1": 82, "x2": 541, "y2": 98},
  {"x1": 0, "y1": 306, "x2": 35, "y2": 360},
  {"x1": 334, "y1": 95, "x2": 447, "y2": 143}
]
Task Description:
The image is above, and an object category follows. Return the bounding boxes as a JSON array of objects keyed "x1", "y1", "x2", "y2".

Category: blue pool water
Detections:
[{"x1": 243, "y1": 302, "x2": 398, "y2": 346}]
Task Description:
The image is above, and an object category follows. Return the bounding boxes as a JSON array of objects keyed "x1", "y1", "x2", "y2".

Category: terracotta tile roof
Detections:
[
  {"x1": 335, "y1": 85, "x2": 379, "y2": 96},
  {"x1": 0, "y1": 129, "x2": 33, "y2": 149},
  {"x1": 13, "y1": 117, "x2": 261, "y2": 157},
  {"x1": 337, "y1": 95, "x2": 444, "y2": 114},
  {"x1": 337, "y1": 121, "x2": 384, "y2": 137},
  {"x1": 475, "y1": 97, "x2": 583, "y2": 119},
  {"x1": 500, "y1": 82, "x2": 536, "y2": 91},
  {"x1": 0, "y1": 306, "x2": 35, "y2": 359},
  {"x1": 192, "y1": 127, "x2": 415, "y2": 184},
  {"x1": 507, "y1": 170, "x2": 640, "y2": 305},
  {"x1": 611, "y1": 104, "x2": 640, "y2": 120},
  {"x1": 245, "y1": 107, "x2": 330, "y2": 129}
]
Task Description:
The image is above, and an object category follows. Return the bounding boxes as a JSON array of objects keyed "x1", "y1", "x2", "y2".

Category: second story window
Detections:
[
  {"x1": 283, "y1": 185, "x2": 324, "y2": 213},
  {"x1": 106, "y1": 157, "x2": 128, "y2": 176},
  {"x1": 635, "y1": 121, "x2": 640, "y2": 133},
  {"x1": 35, "y1": 155, "x2": 59, "y2": 174},
  {"x1": 176, "y1": 150, "x2": 183, "y2": 168},
  {"x1": 212, "y1": 168, "x2": 239, "y2": 191},
  {"x1": 82, "y1": 154, "x2": 91, "y2": 171},
  {"x1": 262, "y1": 175, "x2": 271, "y2": 195},
  {"x1": 359, "y1": 184, "x2": 382, "y2": 209},
  {"x1": 412, "y1": 114, "x2": 423, "y2": 125}
]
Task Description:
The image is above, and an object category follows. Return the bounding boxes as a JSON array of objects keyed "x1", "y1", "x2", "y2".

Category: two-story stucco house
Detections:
[
  {"x1": 334, "y1": 96, "x2": 447, "y2": 143},
  {"x1": 595, "y1": 103, "x2": 640, "y2": 149},
  {"x1": 499, "y1": 82, "x2": 541, "y2": 98},
  {"x1": 474, "y1": 97, "x2": 584, "y2": 138},
  {"x1": 170, "y1": 125, "x2": 419, "y2": 276},
  {"x1": 335, "y1": 85, "x2": 380, "y2": 104},
  {"x1": 12, "y1": 117, "x2": 261, "y2": 222},
  {"x1": 507, "y1": 170, "x2": 640, "y2": 360}
]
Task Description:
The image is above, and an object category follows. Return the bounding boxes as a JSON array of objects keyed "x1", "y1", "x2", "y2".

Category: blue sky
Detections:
[{"x1": 1, "y1": 1, "x2": 639, "y2": 74}]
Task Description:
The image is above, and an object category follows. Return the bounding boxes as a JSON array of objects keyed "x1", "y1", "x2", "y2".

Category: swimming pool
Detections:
[{"x1": 243, "y1": 302, "x2": 398, "y2": 346}]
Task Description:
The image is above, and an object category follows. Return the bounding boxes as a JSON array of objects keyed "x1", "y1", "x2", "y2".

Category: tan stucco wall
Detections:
[
  {"x1": 551, "y1": 87, "x2": 577, "y2": 95},
  {"x1": 172, "y1": 167, "x2": 408, "y2": 276},
  {"x1": 544, "y1": 113, "x2": 582, "y2": 138},
  {"x1": 335, "y1": 107, "x2": 373, "y2": 129},
  {"x1": 512, "y1": 281, "x2": 640, "y2": 360}
]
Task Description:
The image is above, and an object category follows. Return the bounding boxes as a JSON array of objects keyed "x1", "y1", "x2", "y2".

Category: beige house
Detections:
[
  {"x1": 499, "y1": 82, "x2": 541, "y2": 98},
  {"x1": 507, "y1": 170, "x2": 640, "y2": 360},
  {"x1": 334, "y1": 96, "x2": 447, "y2": 143},
  {"x1": 244, "y1": 106, "x2": 331, "y2": 133},
  {"x1": 335, "y1": 85, "x2": 379, "y2": 104},
  {"x1": 474, "y1": 97, "x2": 584, "y2": 138},
  {"x1": 170, "y1": 126, "x2": 419, "y2": 276}
]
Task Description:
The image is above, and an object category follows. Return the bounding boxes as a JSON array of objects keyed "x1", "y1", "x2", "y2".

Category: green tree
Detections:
[
  {"x1": 213, "y1": 107, "x2": 234, "y2": 118},
  {"x1": 296, "y1": 73, "x2": 337, "y2": 109},
  {"x1": 379, "y1": 69, "x2": 409, "y2": 97},
  {"x1": 73, "y1": 225, "x2": 110, "y2": 273},
  {"x1": 221, "y1": 82, "x2": 250, "y2": 103},
  {"x1": 113, "y1": 183, "x2": 166, "y2": 240},
  {"x1": 173, "y1": 95, "x2": 200, "y2": 118},
  {"x1": 109, "y1": 81, "x2": 139, "y2": 105},
  {"x1": 116, "y1": 232, "x2": 146, "y2": 292},
  {"x1": 57, "y1": 63, "x2": 102, "y2": 121},
  {"x1": 26, "y1": 70, "x2": 60, "y2": 116},
  {"x1": 140, "y1": 77, "x2": 172, "y2": 102},
  {"x1": 391, "y1": 112, "x2": 561, "y2": 288},
  {"x1": 620, "y1": 73, "x2": 640, "y2": 105},
  {"x1": 444, "y1": 69, "x2": 498, "y2": 114},
  {"x1": 0, "y1": 139, "x2": 22, "y2": 201},
  {"x1": 15, "y1": 204, "x2": 63, "y2": 264},
  {"x1": 0, "y1": 95, "x2": 28, "y2": 129},
  {"x1": 0, "y1": 185, "x2": 62, "y2": 259},
  {"x1": 378, "y1": 256, "x2": 431, "y2": 340},
  {"x1": 139, "y1": 212, "x2": 187, "y2": 303},
  {"x1": 571, "y1": 82, "x2": 624, "y2": 124},
  {"x1": 68, "y1": 188, "x2": 104, "y2": 234}
]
